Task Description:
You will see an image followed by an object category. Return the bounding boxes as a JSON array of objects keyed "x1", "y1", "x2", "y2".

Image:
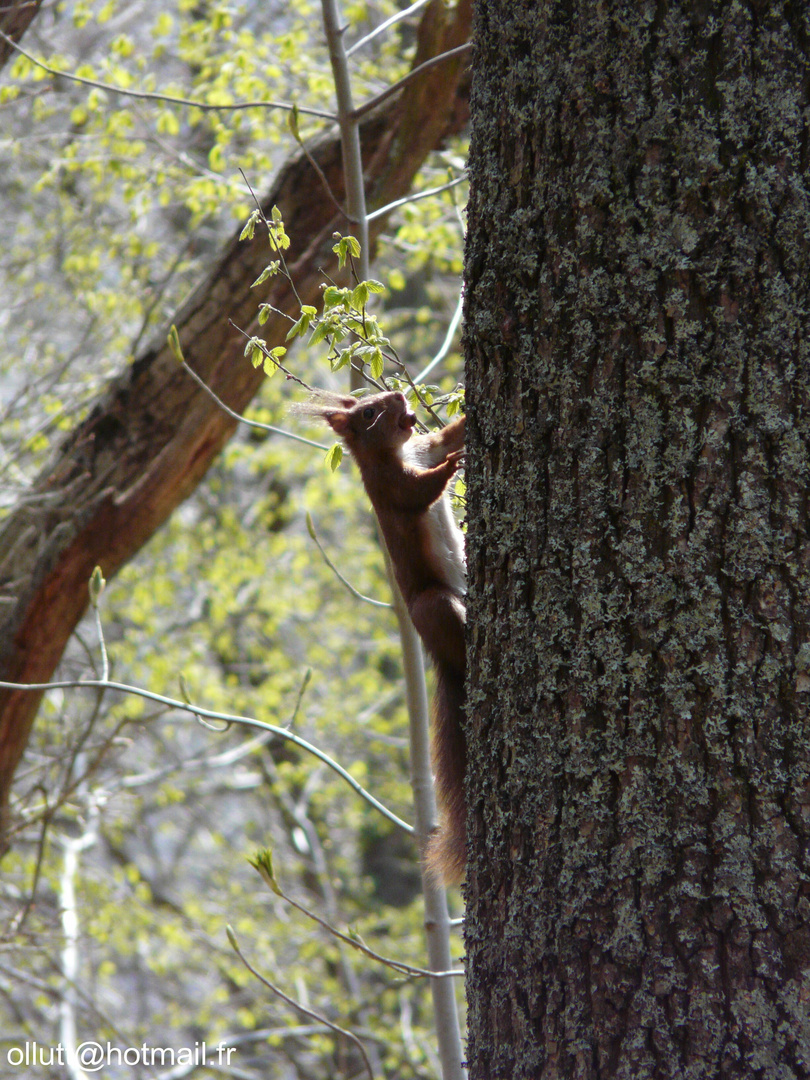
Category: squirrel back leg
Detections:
[{"x1": 407, "y1": 586, "x2": 465, "y2": 675}]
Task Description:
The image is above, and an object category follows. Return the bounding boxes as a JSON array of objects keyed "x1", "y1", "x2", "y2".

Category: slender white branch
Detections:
[
  {"x1": 59, "y1": 797, "x2": 100, "y2": 1080},
  {"x1": 316, "y1": 5, "x2": 468, "y2": 1077},
  {"x1": 367, "y1": 173, "x2": 468, "y2": 222},
  {"x1": 346, "y1": 0, "x2": 430, "y2": 56},
  {"x1": 0, "y1": 678, "x2": 413, "y2": 835},
  {"x1": 415, "y1": 287, "x2": 464, "y2": 383},
  {"x1": 388, "y1": 585, "x2": 467, "y2": 1080},
  {"x1": 321, "y1": 0, "x2": 369, "y2": 279}
]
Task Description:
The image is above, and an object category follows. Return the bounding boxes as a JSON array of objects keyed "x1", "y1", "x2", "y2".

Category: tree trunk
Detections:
[
  {"x1": 0, "y1": 0, "x2": 43, "y2": 71},
  {"x1": 463, "y1": 2, "x2": 810, "y2": 1077},
  {"x1": 0, "y1": 0, "x2": 472, "y2": 841}
]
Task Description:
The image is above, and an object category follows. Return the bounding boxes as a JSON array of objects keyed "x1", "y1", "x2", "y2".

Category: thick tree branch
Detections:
[
  {"x1": 0, "y1": 0, "x2": 42, "y2": 71},
  {"x1": 0, "y1": 0, "x2": 472, "y2": 842}
]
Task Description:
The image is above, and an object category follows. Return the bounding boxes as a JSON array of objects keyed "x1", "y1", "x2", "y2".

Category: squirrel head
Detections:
[{"x1": 292, "y1": 390, "x2": 416, "y2": 453}]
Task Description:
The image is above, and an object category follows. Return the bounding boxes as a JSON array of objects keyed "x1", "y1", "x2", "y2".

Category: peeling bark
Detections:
[{"x1": 0, "y1": 0, "x2": 472, "y2": 840}]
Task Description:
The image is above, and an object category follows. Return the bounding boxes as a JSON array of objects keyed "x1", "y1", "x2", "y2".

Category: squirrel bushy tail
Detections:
[
  {"x1": 426, "y1": 660, "x2": 467, "y2": 884},
  {"x1": 292, "y1": 389, "x2": 469, "y2": 885}
]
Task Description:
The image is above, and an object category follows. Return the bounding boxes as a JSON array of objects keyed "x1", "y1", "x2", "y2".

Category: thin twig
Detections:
[
  {"x1": 227, "y1": 927, "x2": 376, "y2": 1080},
  {"x1": 240, "y1": 171, "x2": 307, "y2": 311},
  {"x1": 367, "y1": 172, "x2": 468, "y2": 222},
  {"x1": 254, "y1": 861, "x2": 463, "y2": 980},
  {"x1": 350, "y1": 42, "x2": 471, "y2": 121},
  {"x1": 415, "y1": 287, "x2": 464, "y2": 383},
  {"x1": 0, "y1": 29, "x2": 335, "y2": 119},
  {"x1": 5, "y1": 789, "x2": 51, "y2": 937},
  {"x1": 306, "y1": 512, "x2": 391, "y2": 608},
  {"x1": 6, "y1": 712, "x2": 141, "y2": 843},
  {"x1": 227, "y1": 320, "x2": 316, "y2": 392},
  {"x1": 346, "y1": 0, "x2": 430, "y2": 56},
  {"x1": 286, "y1": 126, "x2": 353, "y2": 222},
  {"x1": 178, "y1": 354, "x2": 328, "y2": 450}
]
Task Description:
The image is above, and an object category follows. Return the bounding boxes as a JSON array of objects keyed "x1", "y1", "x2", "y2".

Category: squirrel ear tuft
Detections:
[
  {"x1": 289, "y1": 389, "x2": 356, "y2": 422},
  {"x1": 323, "y1": 410, "x2": 351, "y2": 435}
]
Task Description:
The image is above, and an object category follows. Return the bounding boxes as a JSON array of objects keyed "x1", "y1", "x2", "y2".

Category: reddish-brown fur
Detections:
[{"x1": 293, "y1": 390, "x2": 467, "y2": 883}]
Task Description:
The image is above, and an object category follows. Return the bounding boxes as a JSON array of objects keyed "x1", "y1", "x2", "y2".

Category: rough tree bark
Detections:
[
  {"x1": 0, "y1": 0, "x2": 43, "y2": 71},
  {"x1": 0, "y1": 0, "x2": 472, "y2": 842},
  {"x1": 463, "y1": 2, "x2": 809, "y2": 1077}
]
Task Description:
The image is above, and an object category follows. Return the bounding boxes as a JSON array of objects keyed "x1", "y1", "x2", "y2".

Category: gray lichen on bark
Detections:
[{"x1": 463, "y1": 3, "x2": 810, "y2": 1077}]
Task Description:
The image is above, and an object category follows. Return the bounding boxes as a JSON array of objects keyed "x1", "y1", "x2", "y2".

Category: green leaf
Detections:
[
  {"x1": 369, "y1": 348, "x2": 384, "y2": 380},
  {"x1": 322, "y1": 285, "x2": 348, "y2": 310},
  {"x1": 89, "y1": 565, "x2": 106, "y2": 607},
  {"x1": 262, "y1": 346, "x2": 286, "y2": 377},
  {"x1": 248, "y1": 848, "x2": 281, "y2": 895},
  {"x1": 252, "y1": 263, "x2": 279, "y2": 288},
  {"x1": 240, "y1": 212, "x2": 260, "y2": 243},
  {"x1": 288, "y1": 102, "x2": 300, "y2": 143},
  {"x1": 350, "y1": 282, "x2": 369, "y2": 309},
  {"x1": 285, "y1": 305, "x2": 317, "y2": 341},
  {"x1": 268, "y1": 206, "x2": 290, "y2": 251},
  {"x1": 244, "y1": 335, "x2": 265, "y2": 359},
  {"x1": 332, "y1": 234, "x2": 360, "y2": 269},
  {"x1": 286, "y1": 318, "x2": 304, "y2": 341},
  {"x1": 167, "y1": 324, "x2": 184, "y2": 364},
  {"x1": 325, "y1": 443, "x2": 343, "y2": 471},
  {"x1": 309, "y1": 321, "x2": 330, "y2": 346}
]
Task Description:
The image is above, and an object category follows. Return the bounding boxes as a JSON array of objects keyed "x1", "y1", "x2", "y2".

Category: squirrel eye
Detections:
[{"x1": 362, "y1": 406, "x2": 375, "y2": 420}]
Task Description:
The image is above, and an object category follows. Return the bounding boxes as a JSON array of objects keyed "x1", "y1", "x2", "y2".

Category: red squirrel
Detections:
[{"x1": 293, "y1": 389, "x2": 467, "y2": 884}]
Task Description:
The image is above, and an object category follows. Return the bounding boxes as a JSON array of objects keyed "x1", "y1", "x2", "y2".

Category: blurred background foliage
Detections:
[{"x1": 0, "y1": 0, "x2": 468, "y2": 1075}]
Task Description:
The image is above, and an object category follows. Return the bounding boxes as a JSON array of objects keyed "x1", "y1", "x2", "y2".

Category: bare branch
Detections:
[
  {"x1": 351, "y1": 43, "x2": 471, "y2": 121},
  {"x1": 346, "y1": 0, "x2": 430, "y2": 56},
  {"x1": 0, "y1": 29, "x2": 335, "y2": 119},
  {"x1": 0, "y1": 677, "x2": 414, "y2": 835},
  {"x1": 367, "y1": 172, "x2": 468, "y2": 222},
  {"x1": 251, "y1": 853, "x2": 464, "y2": 980},
  {"x1": 306, "y1": 513, "x2": 392, "y2": 608},
  {"x1": 227, "y1": 927, "x2": 376, "y2": 1080}
]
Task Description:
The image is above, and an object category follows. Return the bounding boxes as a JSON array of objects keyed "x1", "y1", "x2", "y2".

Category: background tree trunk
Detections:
[
  {"x1": 0, "y1": 0, "x2": 43, "y2": 71},
  {"x1": 463, "y1": 2, "x2": 809, "y2": 1077},
  {"x1": 0, "y1": 0, "x2": 472, "y2": 841}
]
